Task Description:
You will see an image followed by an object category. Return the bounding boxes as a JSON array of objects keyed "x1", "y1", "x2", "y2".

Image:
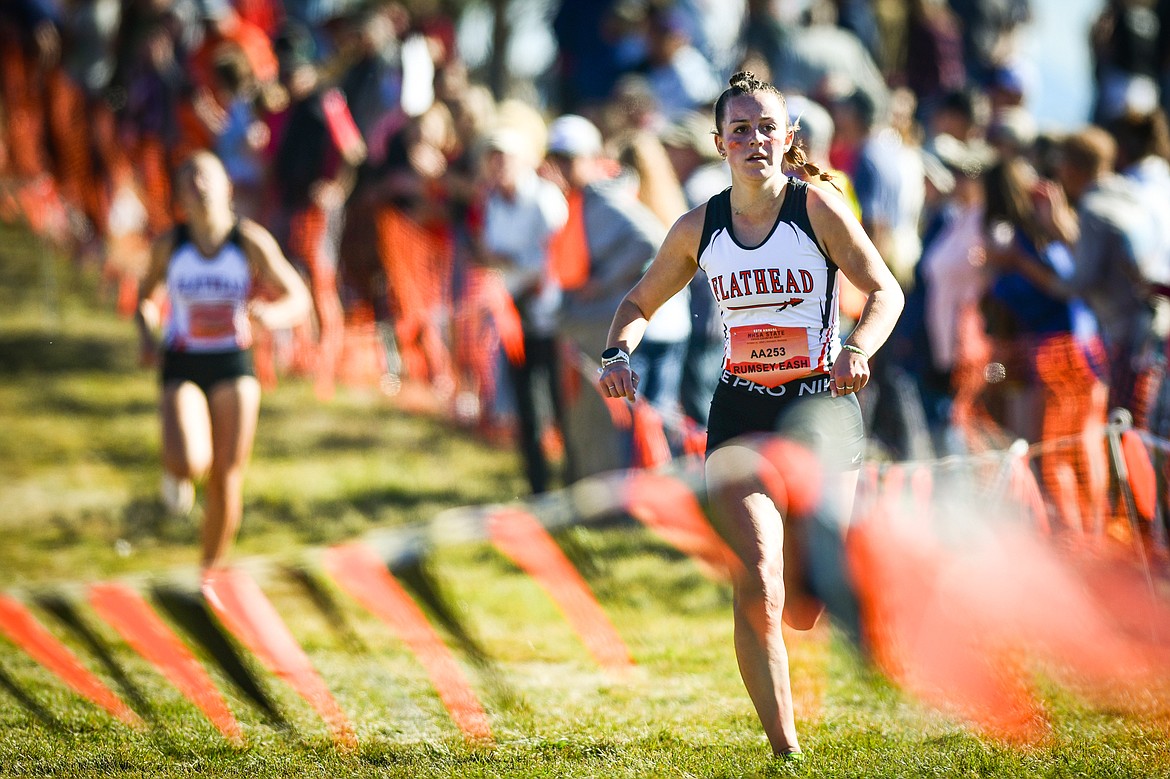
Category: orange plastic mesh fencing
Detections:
[
  {"x1": 374, "y1": 206, "x2": 455, "y2": 388},
  {"x1": 0, "y1": 593, "x2": 141, "y2": 728},
  {"x1": 45, "y1": 70, "x2": 105, "y2": 236},
  {"x1": 322, "y1": 542, "x2": 494, "y2": 745},
  {"x1": 136, "y1": 134, "x2": 175, "y2": 236},
  {"x1": 88, "y1": 582, "x2": 242, "y2": 742},
  {"x1": 621, "y1": 471, "x2": 733, "y2": 581},
  {"x1": 1032, "y1": 333, "x2": 1110, "y2": 538},
  {"x1": 487, "y1": 508, "x2": 634, "y2": 672},
  {"x1": 846, "y1": 456, "x2": 1170, "y2": 744},
  {"x1": 449, "y1": 266, "x2": 509, "y2": 420},
  {"x1": 0, "y1": 30, "x2": 47, "y2": 179},
  {"x1": 201, "y1": 568, "x2": 357, "y2": 749}
]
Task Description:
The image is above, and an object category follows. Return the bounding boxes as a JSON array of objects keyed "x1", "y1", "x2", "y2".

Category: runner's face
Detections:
[
  {"x1": 178, "y1": 157, "x2": 232, "y2": 218},
  {"x1": 716, "y1": 93, "x2": 793, "y2": 181}
]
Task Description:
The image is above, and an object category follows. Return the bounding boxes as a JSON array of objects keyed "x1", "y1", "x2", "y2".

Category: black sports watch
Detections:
[{"x1": 600, "y1": 347, "x2": 630, "y2": 368}]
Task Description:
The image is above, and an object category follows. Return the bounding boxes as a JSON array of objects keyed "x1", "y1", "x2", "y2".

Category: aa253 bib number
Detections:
[{"x1": 726, "y1": 324, "x2": 812, "y2": 388}]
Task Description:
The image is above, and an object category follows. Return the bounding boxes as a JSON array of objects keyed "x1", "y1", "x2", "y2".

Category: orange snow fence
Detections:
[
  {"x1": 0, "y1": 593, "x2": 141, "y2": 727},
  {"x1": 846, "y1": 466, "x2": 1170, "y2": 745},
  {"x1": 201, "y1": 568, "x2": 357, "y2": 749},
  {"x1": 323, "y1": 542, "x2": 494, "y2": 745},
  {"x1": 487, "y1": 508, "x2": 634, "y2": 672},
  {"x1": 87, "y1": 582, "x2": 238, "y2": 739},
  {"x1": 621, "y1": 471, "x2": 732, "y2": 580}
]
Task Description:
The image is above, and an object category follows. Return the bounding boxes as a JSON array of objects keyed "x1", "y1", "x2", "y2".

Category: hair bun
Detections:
[{"x1": 729, "y1": 71, "x2": 756, "y2": 88}]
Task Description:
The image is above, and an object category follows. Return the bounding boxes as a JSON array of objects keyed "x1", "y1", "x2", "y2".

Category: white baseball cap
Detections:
[{"x1": 546, "y1": 114, "x2": 603, "y2": 158}]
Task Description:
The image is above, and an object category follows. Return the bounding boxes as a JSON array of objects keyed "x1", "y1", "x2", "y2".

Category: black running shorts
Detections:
[
  {"x1": 161, "y1": 349, "x2": 255, "y2": 396},
  {"x1": 705, "y1": 370, "x2": 866, "y2": 470}
]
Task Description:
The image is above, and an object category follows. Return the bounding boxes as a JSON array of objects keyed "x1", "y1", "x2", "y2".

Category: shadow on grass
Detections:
[
  {"x1": 31, "y1": 392, "x2": 156, "y2": 420},
  {"x1": 0, "y1": 332, "x2": 133, "y2": 375},
  {"x1": 120, "y1": 498, "x2": 198, "y2": 544}
]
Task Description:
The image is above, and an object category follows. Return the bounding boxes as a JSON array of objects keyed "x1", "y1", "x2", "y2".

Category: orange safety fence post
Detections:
[
  {"x1": 0, "y1": 594, "x2": 141, "y2": 728},
  {"x1": 487, "y1": 508, "x2": 635, "y2": 673},
  {"x1": 621, "y1": 471, "x2": 733, "y2": 581},
  {"x1": 322, "y1": 543, "x2": 494, "y2": 745},
  {"x1": 87, "y1": 582, "x2": 242, "y2": 743},
  {"x1": 201, "y1": 568, "x2": 357, "y2": 749}
]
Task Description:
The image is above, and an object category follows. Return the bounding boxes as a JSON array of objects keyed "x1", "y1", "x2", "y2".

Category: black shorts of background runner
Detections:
[
  {"x1": 706, "y1": 370, "x2": 866, "y2": 470},
  {"x1": 161, "y1": 350, "x2": 255, "y2": 396}
]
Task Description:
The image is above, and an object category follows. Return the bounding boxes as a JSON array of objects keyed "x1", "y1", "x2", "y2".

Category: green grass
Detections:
[{"x1": 1, "y1": 223, "x2": 1169, "y2": 777}]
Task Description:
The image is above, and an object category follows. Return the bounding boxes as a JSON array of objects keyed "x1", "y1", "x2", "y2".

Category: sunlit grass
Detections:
[{"x1": 1, "y1": 226, "x2": 1169, "y2": 777}]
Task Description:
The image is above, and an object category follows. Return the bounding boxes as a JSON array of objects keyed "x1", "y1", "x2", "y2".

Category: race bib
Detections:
[
  {"x1": 189, "y1": 301, "x2": 237, "y2": 340},
  {"x1": 726, "y1": 324, "x2": 812, "y2": 388}
]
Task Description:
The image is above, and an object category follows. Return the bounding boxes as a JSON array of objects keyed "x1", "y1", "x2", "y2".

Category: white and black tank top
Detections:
[
  {"x1": 163, "y1": 224, "x2": 254, "y2": 353},
  {"x1": 696, "y1": 179, "x2": 842, "y2": 388}
]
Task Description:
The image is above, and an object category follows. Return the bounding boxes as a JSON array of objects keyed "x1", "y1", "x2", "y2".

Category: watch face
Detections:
[{"x1": 601, "y1": 347, "x2": 621, "y2": 360}]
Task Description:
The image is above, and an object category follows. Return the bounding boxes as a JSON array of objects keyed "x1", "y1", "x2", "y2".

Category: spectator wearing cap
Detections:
[
  {"x1": 543, "y1": 114, "x2": 666, "y2": 479},
  {"x1": 476, "y1": 126, "x2": 570, "y2": 494}
]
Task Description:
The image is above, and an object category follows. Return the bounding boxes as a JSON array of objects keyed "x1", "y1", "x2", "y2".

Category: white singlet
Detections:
[
  {"x1": 696, "y1": 180, "x2": 842, "y2": 389},
  {"x1": 163, "y1": 224, "x2": 254, "y2": 353}
]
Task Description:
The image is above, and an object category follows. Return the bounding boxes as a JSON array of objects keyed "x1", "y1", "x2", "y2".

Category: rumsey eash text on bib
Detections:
[{"x1": 727, "y1": 324, "x2": 812, "y2": 388}]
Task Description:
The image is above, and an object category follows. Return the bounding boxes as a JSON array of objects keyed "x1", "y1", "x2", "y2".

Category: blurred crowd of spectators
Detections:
[{"x1": 3, "y1": 0, "x2": 1170, "y2": 537}]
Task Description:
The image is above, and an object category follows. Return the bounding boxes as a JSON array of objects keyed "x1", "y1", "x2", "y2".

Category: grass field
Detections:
[{"x1": 1, "y1": 224, "x2": 1169, "y2": 778}]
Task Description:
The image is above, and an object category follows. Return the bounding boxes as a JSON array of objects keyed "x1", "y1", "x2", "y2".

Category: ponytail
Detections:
[{"x1": 784, "y1": 141, "x2": 842, "y2": 194}]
